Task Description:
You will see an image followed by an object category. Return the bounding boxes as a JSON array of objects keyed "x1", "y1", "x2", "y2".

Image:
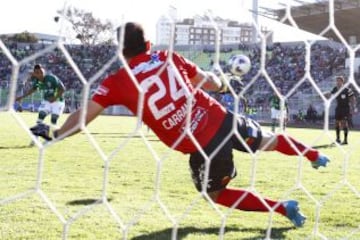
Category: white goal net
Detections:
[{"x1": 1, "y1": 0, "x2": 359, "y2": 239}]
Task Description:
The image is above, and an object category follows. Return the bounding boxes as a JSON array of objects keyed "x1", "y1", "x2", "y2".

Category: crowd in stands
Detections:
[
  {"x1": 238, "y1": 42, "x2": 346, "y2": 107},
  {"x1": 206, "y1": 41, "x2": 349, "y2": 121},
  {"x1": 0, "y1": 40, "x2": 121, "y2": 94},
  {"x1": 0, "y1": 39, "x2": 355, "y2": 122}
]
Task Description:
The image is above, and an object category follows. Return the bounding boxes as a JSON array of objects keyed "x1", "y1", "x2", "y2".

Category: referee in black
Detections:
[{"x1": 325, "y1": 76, "x2": 357, "y2": 145}]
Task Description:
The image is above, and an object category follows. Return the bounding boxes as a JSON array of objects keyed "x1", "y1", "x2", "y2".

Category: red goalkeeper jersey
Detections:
[{"x1": 92, "y1": 51, "x2": 226, "y2": 153}]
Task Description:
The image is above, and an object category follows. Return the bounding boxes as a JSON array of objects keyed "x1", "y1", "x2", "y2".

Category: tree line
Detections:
[{"x1": 2, "y1": 6, "x2": 116, "y2": 45}]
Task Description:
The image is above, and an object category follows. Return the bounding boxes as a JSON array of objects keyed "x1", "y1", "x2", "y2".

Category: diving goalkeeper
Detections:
[{"x1": 31, "y1": 22, "x2": 330, "y2": 228}]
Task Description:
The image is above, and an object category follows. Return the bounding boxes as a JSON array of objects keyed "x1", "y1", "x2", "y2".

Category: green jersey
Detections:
[
  {"x1": 31, "y1": 74, "x2": 65, "y2": 102},
  {"x1": 269, "y1": 95, "x2": 287, "y2": 110}
]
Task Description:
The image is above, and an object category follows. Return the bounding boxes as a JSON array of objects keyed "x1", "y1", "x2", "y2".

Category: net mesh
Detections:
[{"x1": 1, "y1": 1, "x2": 360, "y2": 239}]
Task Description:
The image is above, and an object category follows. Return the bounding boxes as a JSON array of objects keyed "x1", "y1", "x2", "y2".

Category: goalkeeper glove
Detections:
[
  {"x1": 210, "y1": 68, "x2": 230, "y2": 93},
  {"x1": 30, "y1": 123, "x2": 54, "y2": 141}
]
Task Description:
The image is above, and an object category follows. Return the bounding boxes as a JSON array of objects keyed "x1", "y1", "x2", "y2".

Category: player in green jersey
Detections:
[
  {"x1": 16, "y1": 64, "x2": 66, "y2": 145},
  {"x1": 269, "y1": 91, "x2": 288, "y2": 133}
]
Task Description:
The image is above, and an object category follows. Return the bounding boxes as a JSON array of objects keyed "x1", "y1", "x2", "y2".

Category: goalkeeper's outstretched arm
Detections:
[
  {"x1": 190, "y1": 68, "x2": 226, "y2": 92},
  {"x1": 54, "y1": 100, "x2": 104, "y2": 139}
]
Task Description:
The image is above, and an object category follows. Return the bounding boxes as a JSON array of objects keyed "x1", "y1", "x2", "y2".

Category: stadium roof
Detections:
[{"x1": 260, "y1": 0, "x2": 360, "y2": 44}]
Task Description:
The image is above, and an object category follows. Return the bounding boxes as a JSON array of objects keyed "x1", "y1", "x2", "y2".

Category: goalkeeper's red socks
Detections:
[
  {"x1": 216, "y1": 188, "x2": 286, "y2": 215},
  {"x1": 274, "y1": 134, "x2": 318, "y2": 162}
]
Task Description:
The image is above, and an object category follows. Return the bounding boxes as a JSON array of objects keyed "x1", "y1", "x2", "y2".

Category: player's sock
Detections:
[
  {"x1": 51, "y1": 114, "x2": 59, "y2": 125},
  {"x1": 216, "y1": 188, "x2": 286, "y2": 215},
  {"x1": 336, "y1": 126, "x2": 340, "y2": 142},
  {"x1": 274, "y1": 134, "x2": 319, "y2": 161},
  {"x1": 271, "y1": 119, "x2": 276, "y2": 132},
  {"x1": 343, "y1": 127, "x2": 348, "y2": 143},
  {"x1": 36, "y1": 111, "x2": 47, "y2": 124}
]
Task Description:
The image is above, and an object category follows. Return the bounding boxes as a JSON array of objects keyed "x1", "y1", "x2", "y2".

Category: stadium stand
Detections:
[
  {"x1": 0, "y1": 38, "x2": 359, "y2": 126},
  {"x1": 263, "y1": 0, "x2": 360, "y2": 45}
]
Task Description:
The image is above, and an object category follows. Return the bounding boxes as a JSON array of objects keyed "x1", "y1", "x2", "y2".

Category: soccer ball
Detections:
[{"x1": 228, "y1": 54, "x2": 251, "y2": 77}]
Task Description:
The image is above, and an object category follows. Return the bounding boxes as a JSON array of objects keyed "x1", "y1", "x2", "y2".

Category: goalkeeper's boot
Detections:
[
  {"x1": 311, "y1": 154, "x2": 330, "y2": 169},
  {"x1": 283, "y1": 200, "x2": 306, "y2": 228}
]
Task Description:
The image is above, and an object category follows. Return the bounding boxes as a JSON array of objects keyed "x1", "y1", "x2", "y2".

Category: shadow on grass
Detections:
[
  {"x1": 88, "y1": 132, "x2": 160, "y2": 141},
  {"x1": 131, "y1": 226, "x2": 293, "y2": 240},
  {"x1": 312, "y1": 143, "x2": 336, "y2": 149},
  {"x1": 66, "y1": 198, "x2": 112, "y2": 206},
  {"x1": 0, "y1": 145, "x2": 33, "y2": 149}
]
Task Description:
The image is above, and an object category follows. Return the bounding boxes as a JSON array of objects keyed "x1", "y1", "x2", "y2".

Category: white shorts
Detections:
[
  {"x1": 271, "y1": 108, "x2": 287, "y2": 120},
  {"x1": 38, "y1": 100, "x2": 65, "y2": 116}
]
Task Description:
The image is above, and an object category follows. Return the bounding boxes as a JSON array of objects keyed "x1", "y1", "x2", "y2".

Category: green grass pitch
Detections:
[{"x1": 1, "y1": 112, "x2": 359, "y2": 239}]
